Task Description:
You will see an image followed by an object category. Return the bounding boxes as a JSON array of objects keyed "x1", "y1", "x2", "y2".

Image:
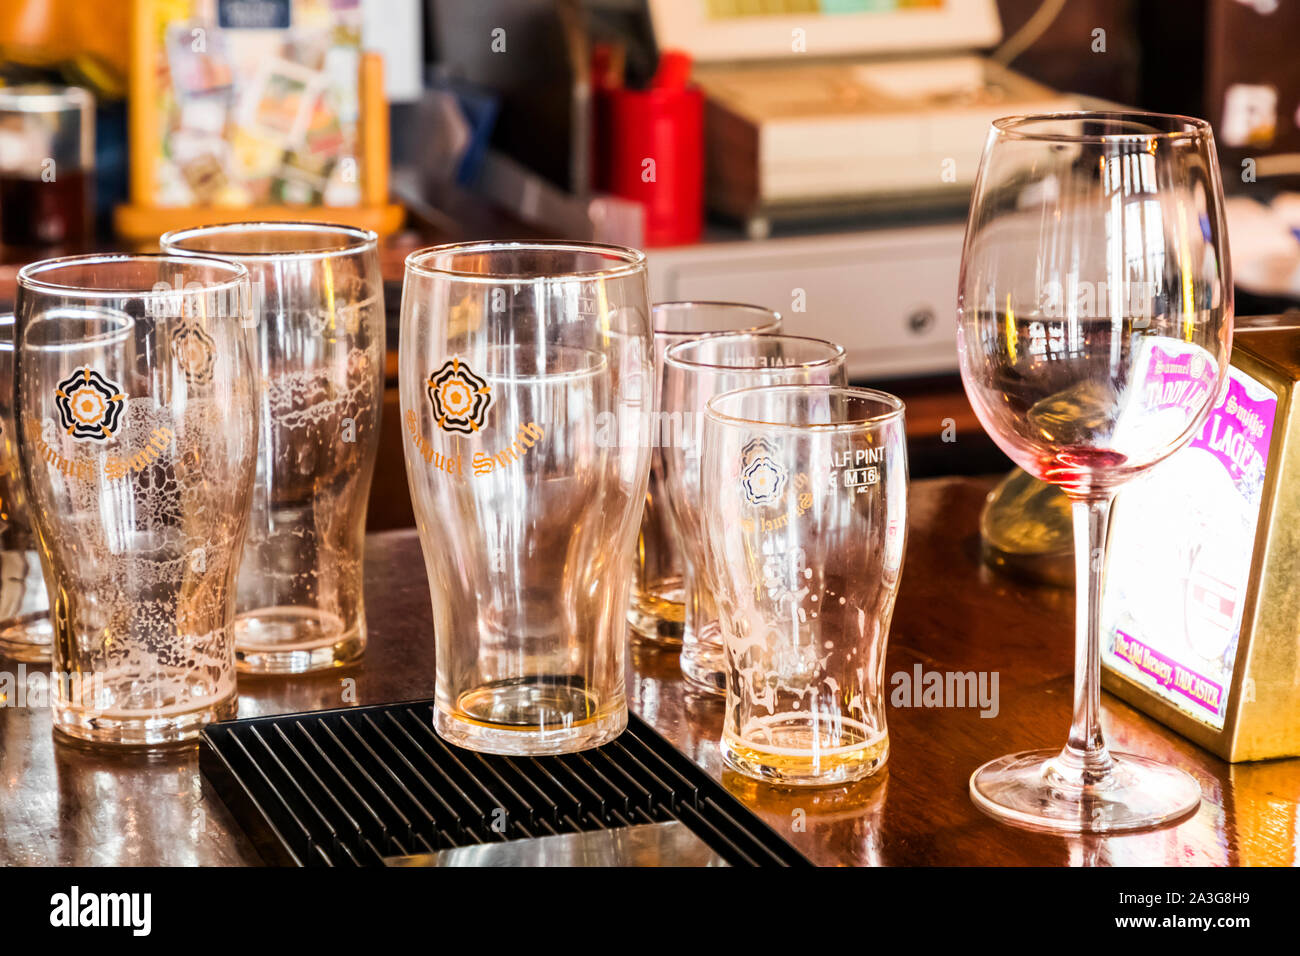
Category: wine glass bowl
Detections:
[
  {"x1": 959, "y1": 112, "x2": 1232, "y2": 500},
  {"x1": 958, "y1": 112, "x2": 1232, "y2": 832}
]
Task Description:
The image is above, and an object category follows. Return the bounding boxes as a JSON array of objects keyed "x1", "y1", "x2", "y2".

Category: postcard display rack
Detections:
[{"x1": 116, "y1": 0, "x2": 403, "y2": 238}]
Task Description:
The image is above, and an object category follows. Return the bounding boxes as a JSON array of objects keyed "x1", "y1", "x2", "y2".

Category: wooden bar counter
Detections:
[{"x1": 1, "y1": 475, "x2": 1297, "y2": 866}]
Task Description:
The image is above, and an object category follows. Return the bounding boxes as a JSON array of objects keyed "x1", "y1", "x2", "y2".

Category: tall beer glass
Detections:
[
  {"x1": 162, "y1": 223, "x2": 384, "y2": 673},
  {"x1": 400, "y1": 241, "x2": 652, "y2": 755},
  {"x1": 16, "y1": 254, "x2": 257, "y2": 745}
]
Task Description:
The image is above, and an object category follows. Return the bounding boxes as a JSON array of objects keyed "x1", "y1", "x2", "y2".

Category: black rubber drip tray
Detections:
[{"x1": 199, "y1": 700, "x2": 810, "y2": 867}]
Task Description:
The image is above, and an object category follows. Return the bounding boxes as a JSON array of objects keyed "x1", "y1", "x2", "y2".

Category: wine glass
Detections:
[{"x1": 958, "y1": 112, "x2": 1232, "y2": 831}]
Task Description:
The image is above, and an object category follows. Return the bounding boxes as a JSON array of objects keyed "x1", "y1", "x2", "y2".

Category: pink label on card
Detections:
[
  {"x1": 1113, "y1": 630, "x2": 1225, "y2": 715},
  {"x1": 1189, "y1": 374, "x2": 1276, "y2": 486}
]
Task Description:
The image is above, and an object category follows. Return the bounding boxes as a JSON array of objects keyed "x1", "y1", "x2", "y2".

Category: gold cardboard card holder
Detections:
[{"x1": 1102, "y1": 327, "x2": 1300, "y2": 762}]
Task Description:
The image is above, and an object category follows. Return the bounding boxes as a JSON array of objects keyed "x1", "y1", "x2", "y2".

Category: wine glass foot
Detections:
[{"x1": 970, "y1": 748, "x2": 1201, "y2": 833}]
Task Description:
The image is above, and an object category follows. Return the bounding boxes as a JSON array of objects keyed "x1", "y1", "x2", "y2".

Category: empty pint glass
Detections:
[
  {"x1": 702, "y1": 385, "x2": 908, "y2": 785},
  {"x1": 399, "y1": 241, "x2": 653, "y2": 755},
  {"x1": 15, "y1": 254, "x2": 257, "y2": 745},
  {"x1": 161, "y1": 223, "x2": 384, "y2": 673}
]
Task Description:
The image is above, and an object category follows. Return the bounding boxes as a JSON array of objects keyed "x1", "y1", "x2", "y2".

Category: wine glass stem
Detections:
[{"x1": 1062, "y1": 495, "x2": 1116, "y2": 786}]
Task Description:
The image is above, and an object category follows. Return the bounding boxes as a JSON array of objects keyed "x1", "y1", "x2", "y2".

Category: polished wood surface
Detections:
[
  {"x1": 638, "y1": 477, "x2": 1300, "y2": 866},
  {"x1": 1, "y1": 479, "x2": 1295, "y2": 866}
]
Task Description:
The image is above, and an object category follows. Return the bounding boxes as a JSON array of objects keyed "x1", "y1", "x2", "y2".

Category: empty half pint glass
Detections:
[
  {"x1": 161, "y1": 223, "x2": 384, "y2": 673},
  {"x1": 15, "y1": 254, "x2": 257, "y2": 745},
  {"x1": 702, "y1": 385, "x2": 908, "y2": 785},
  {"x1": 661, "y1": 334, "x2": 847, "y2": 695},
  {"x1": 629, "y1": 302, "x2": 782, "y2": 646},
  {"x1": 400, "y1": 241, "x2": 653, "y2": 755}
]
